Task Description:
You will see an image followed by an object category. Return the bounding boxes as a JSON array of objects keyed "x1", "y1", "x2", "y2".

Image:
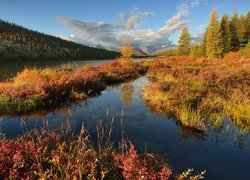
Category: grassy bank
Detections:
[
  {"x1": 0, "y1": 60, "x2": 148, "y2": 115},
  {"x1": 0, "y1": 127, "x2": 172, "y2": 179},
  {"x1": 0, "y1": 126, "x2": 206, "y2": 179},
  {"x1": 143, "y1": 49, "x2": 250, "y2": 132}
]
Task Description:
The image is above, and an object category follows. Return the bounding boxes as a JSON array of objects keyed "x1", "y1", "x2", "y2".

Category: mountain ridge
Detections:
[{"x1": 0, "y1": 19, "x2": 120, "y2": 61}]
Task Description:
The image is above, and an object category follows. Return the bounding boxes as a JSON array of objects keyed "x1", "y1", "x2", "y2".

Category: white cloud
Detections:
[
  {"x1": 57, "y1": 16, "x2": 122, "y2": 48},
  {"x1": 57, "y1": 0, "x2": 205, "y2": 49},
  {"x1": 124, "y1": 9, "x2": 153, "y2": 30}
]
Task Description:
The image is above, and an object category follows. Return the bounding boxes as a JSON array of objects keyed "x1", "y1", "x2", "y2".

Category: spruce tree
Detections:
[
  {"x1": 220, "y1": 14, "x2": 231, "y2": 55},
  {"x1": 230, "y1": 9, "x2": 240, "y2": 51},
  {"x1": 206, "y1": 10, "x2": 223, "y2": 59},
  {"x1": 238, "y1": 15, "x2": 247, "y2": 48},
  {"x1": 202, "y1": 28, "x2": 208, "y2": 57},
  {"x1": 242, "y1": 10, "x2": 250, "y2": 47},
  {"x1": 177, "y1": 26, "x2": 192, "y2": 55}
]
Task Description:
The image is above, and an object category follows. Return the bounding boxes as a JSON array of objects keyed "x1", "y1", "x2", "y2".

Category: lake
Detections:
[
  {"x1": 0, "y1": 59, "x2": 114, "y2": 81},
  {"x1": 0, "y1": 59, "x2": 250, "y2": 180}
]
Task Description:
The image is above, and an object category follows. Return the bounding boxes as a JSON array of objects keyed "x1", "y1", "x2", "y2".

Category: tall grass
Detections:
[
  {"x1": 0, "y1": 60, "x2": 148, "y2": 115},
  {"x1": 0, "y1": 118, "x2": 207, "y2": 180},
  {"x1": 143, "y1": 48, "x2": 250, "y2": 131},
  {"x1": 0, "y1": 121, "x2": 174, "y2": 179}
]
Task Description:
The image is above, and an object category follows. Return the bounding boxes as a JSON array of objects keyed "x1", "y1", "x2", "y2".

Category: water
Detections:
[
  {"x1": 0, "y1": 59, "x2": 114, "y2": 81},
  {"x1": 0, "y1": 60, "x2": 250, "y2": 179},
  {"x1": 0, "y1": 58, "x2": 152, "y2": 81}
]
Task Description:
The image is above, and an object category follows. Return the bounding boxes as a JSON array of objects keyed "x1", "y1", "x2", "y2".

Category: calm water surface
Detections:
[
  {"x1": 0, "y1": 60, "x2": 250, "y2": 179},
  {"x1": 0, "y1": 59, "x2": 116, "y2": 81}
]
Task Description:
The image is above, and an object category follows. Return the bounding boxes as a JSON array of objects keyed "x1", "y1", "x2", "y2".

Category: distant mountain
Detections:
[
  {"x1": 154, "y1": 45, "x2": 177, "y2": 54},
  {"x1": 132, "y1": 48, "x2": 148, "y2": 56},
  {"x1": 134, "y1": 45, "x2": 158, "y2": 55},
  {"x1": 0, "y1": 19, "x2": 120, "y2": 61},
  {"x1": 153, "y1": 45, "x2": 177, "y2": 57},
  {"x1": 133, "y1": 45, "x2": 177, "y2": 55}
]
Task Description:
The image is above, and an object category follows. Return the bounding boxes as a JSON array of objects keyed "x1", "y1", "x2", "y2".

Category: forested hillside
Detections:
[{"x1": 0, "y1": 19, "x2": 120, "y2": 61}]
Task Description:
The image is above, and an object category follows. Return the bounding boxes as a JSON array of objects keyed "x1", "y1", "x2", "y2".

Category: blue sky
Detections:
[{"x1": 0, "y1": 0, "x2": 249, "y2": 49}]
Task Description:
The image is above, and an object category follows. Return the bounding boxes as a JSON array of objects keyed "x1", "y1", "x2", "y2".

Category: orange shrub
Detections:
[{"x1": 223, "y1": 51, "x2": 240, "y2": 61}]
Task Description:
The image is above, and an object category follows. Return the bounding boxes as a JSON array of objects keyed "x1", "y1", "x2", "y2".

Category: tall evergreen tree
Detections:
[
  {"x1": 238, "y1": 15, "x2": 247, "y2": 48},
  {"x1": 220, "y1": 14, "x2": 231, "y2": 55},
  {"x1": 202, "y1": 28, "x2": 208, "y2": 57},
  {"x1": 230, "y1": 9, "x2": 240, "y2": 51},
  {"x1": 242, "y1": 10, "x2": 250, "y2": 47},
  {"x1": 206, "y1": 10, "x2": 223, "y2": 59},
  {"x1": 177, "y1": 26, "x2": 192, "y2": 55}
]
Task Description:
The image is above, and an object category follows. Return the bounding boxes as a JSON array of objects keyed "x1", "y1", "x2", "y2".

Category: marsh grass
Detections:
[
  {"x1": 143, "y1": 49, "x2": 250, "y2": 131},
  {"x1": 0, "y1": 116, "x2": 176, "y2": 180},
  {"x1": 0, "y1": 60, "x2": 148, "y2": 115},
  {"x1": 0, "y1": 112, "x2": 208, "y2": 180}
]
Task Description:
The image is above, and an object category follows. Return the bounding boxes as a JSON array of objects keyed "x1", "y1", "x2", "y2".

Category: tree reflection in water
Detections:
[
  {"x1": 0, "y1": 117, "x2": 2, "y2": 135},
  {"x1": 121, "y1": 83, "x2": 134, "y2": 106}
]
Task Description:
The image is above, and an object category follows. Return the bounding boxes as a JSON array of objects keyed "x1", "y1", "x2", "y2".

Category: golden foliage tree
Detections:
[
  {"x1": 120, "y1": 44, "x2": 133, "y2": 64},
  {"x1": 121, "y1": 83, "x2": 134, "y2": 106},
  {"x1": 206, "y1": 10, "x2": 223, "y2": 59}
]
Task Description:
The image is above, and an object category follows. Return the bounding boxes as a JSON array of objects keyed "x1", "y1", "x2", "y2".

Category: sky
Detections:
[{"x1": 0, "y1": 0, "x2": 249, "y2": 49}]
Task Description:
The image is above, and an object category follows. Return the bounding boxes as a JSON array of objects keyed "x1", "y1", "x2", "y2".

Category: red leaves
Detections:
[
  {"x1": 0, "y1": 131, "x2": 172, "y2": 179},
  {"x1": 113, "y1": 144, "x2": 172, "y2": 180},
  {"x1": 0, "y1": 132, "x2": 60, "y2": 179}
]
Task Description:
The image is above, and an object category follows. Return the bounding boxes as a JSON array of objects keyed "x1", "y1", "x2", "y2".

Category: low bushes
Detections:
[
  {"x1": 0, "y1": 127, "x2": 173, "y2": 179},
  {"x1": 99, "y1": 61, "x2": 148, "y2": 83},
  {"x1": 143, "y1": 54, "x2": 250, "y2": 131},
  {"x1": 0, "y1": 125, "x2": 207, "y2": 179},
  {"x1": 0, "y1": 67, "x2": 104, "y2": 114},
  {"x1": 0, "y1": 60, "x2": 148, "y2": 115}
]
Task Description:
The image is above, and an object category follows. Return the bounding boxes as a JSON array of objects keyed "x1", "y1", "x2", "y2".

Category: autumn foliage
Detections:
[
  {"x1": 0, "y1": 127, "x2": 172, "y2": 180},
  {"x1": 113, "y1": 143, "x2": 172, "y2": 179},
  {"x1": 143, "y1": 53, "x2": 250, "y2": 131},
  {"x1": 0, "y1": 60, "x2": 148, "y2": 114}
]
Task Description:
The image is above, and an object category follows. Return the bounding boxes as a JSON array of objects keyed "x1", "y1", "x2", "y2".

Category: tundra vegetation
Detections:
[
  {"x1": 0, "y1": 60, "x2": 147, "y2": 115},
  {"x1": 0, "y1": 124, "x2": 207, "y2": 179},
  {"x1": 0, "y1": 124, "x2": 173, "y2": 179},
  {"x1": 143, "y1": 48, "x2": 250, "y2": 132},
  {"x1": 0, "y1": 9, "x2": 250, "y2": 179}
]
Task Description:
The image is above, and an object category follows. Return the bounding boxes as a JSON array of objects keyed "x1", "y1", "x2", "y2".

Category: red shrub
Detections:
[{"x1": 113, "y1": 144, "x2": 172, "y2": 180}]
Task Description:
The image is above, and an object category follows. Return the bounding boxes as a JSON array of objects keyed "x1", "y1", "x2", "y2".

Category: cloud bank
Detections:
[{"x1": 57, "y1": 0, "x2": 205, "y2": 50}]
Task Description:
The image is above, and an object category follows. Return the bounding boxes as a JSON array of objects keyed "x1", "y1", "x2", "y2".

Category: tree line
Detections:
[
  {"x1": 177, "y1": 9, "x2": 250, "y2": 59},
  {"x1": 0, "y1": 19, "x2": 120, "y2": 61}
]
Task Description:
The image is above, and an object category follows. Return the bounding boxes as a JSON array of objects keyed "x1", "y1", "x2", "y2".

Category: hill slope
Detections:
[{"x1": 0, "y1": 19, "x2": 120, "y2": 61}]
